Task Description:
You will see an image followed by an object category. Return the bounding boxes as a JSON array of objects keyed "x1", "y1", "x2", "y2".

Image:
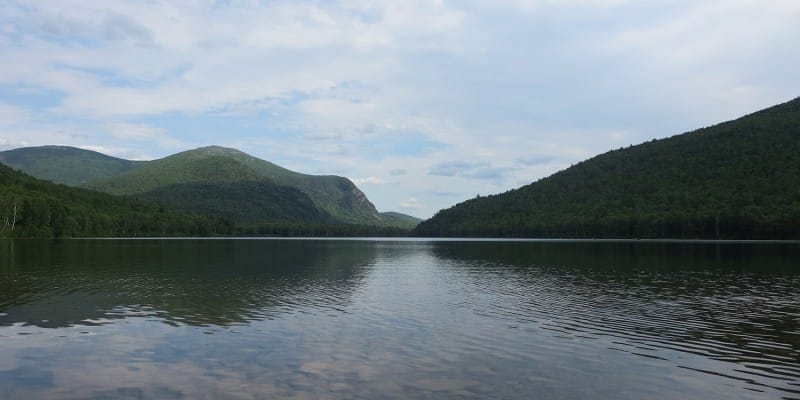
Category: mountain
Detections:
[
  {"x1": 1, "y1": 144, "x2": 418, "y2": 229},
  {"x1": 379, "y1": 212, "x2": 422, "y2": 229},
  {"x1": 0, "y1": 162, "x2": 415, "y2": 238},
  {"x1": 0, "y1": 145, "x2": 143, "y2": 186},
  {"x1": 190, "y1": 146, "x2": 380, "y2": 223},
  {"x1": 134, "y1": 181, "x2": 328, "y2": 225},
  {"x1": 0, "y1": 163, "x2": 233, "y2": 238},
  {"x1": 416, "y1": 97, "x2": 800, "y2": 239},
  {"x1": 85, "y1": 146, "x2": 392, "y2": 226}
]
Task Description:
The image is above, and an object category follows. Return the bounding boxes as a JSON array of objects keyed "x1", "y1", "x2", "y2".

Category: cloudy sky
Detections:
[{"x1": 1, "y1": 1, "x2": 798, "y2": 218}]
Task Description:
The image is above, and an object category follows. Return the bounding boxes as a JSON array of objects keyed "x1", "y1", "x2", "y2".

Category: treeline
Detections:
[
  {"x1": 416, "y1": 208, "x2": 800, "y2": 239},
  {"x1": 240, "y1": 223, "x2": 411, "y2": 237},
  {"x1": 416, "y1": 97, "x2": 800, "y2": 239}
]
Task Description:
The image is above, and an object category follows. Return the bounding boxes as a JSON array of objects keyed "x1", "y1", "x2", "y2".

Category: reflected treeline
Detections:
[
  {"x1": 430, "y1": 240, "x2": 800, "y2": 273},
  {"x1": 428, "y1": 240, "x2": 800, "y2": 396},
  {"x1": 0, "y1": 239, "x2": 377, "y2": 328}
]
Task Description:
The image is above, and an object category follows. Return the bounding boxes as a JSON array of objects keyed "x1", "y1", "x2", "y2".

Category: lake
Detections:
[{"x1": 0, "y1": 239, "x2": 798, "y2": 399}]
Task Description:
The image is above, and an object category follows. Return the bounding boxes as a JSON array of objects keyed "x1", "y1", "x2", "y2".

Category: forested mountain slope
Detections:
[
  {"x1": 135, "y1": 180, "x2": 329, "y2": 225},
  {"x1": 0, "y1": 145, "x2": 143, "y2": 186},
  {"x1": 380, "y1": 212, "x2": 422, "y2": 226},
  {"x1": 85, "y1": 146, "x2": 419, "y2": 227},
  {"x1": 87, "y1": 146, "x2": 382, "y2": 224},
  {"x1": 1, "y1": 145, "x2": 418, "y2": 229},
  {"x1": 0, "y1": 163, "x2": 232, "y2": 238},
  {"x1": 416, "y1": 97, "x2": 800, "y2": 239}
]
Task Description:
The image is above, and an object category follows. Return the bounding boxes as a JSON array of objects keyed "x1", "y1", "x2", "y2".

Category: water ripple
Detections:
[
  {"x1": 0, "y1": 239, "x2": 798, "y2": 399},
  {"x1": 436, "y1": 253, "x2": 800, "y2": 396}
]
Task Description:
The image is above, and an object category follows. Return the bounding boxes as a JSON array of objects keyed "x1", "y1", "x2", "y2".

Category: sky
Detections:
[{"x1": 1, "y1": 1, "x2": 798, "y2": 218}]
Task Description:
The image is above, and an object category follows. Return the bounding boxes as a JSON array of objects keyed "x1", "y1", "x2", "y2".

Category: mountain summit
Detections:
[{"x1": 87, "y1": 145, "x2": 382, "y2": 225}]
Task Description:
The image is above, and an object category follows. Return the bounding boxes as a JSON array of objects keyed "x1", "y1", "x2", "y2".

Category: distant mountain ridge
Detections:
[
  {"x1": 0, "y1": 145, "x2": 143, "y2": 186},
  {"x1": 0, "y1": 145, "x2": 419, "y2": 229},
  {"x1": 380, "y1": 211, "x2": 422, "y2": 225},
  {"x1": 416, "y1": 97, "x2": 800, "y2": 239}
]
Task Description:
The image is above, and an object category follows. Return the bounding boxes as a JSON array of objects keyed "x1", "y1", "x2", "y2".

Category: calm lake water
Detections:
[{"x1": 0, "y1": 239, "x2": 798, "y2": 399}]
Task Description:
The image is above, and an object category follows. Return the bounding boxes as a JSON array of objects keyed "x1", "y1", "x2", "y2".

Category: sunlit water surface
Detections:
[{"x1": 0, "y1": 239, "x2": 798, "y2": 399}]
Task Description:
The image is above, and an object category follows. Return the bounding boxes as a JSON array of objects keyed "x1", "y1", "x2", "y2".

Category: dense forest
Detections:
[
  {"x1": 0, "y1": 163, "x2": 234, "y2": 238},
  {"x1": 0, "y1": 164, "x2": 411, "y2": 238},
  {"x1": 416, "y1": 97, "x2": 800, "y2": 239},
  {"x1": 136, "y1": 180, "x2": 330, "y2": 225}
]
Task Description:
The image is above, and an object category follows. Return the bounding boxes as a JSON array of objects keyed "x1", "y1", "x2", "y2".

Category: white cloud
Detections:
[
  {"x1": 351, "y1": 176, "x2": 387, "y2": 185},
  {"x1": 0, "y1": 0, "x2": 469, "y2": 118},
  {"x1": 495, "y1": 0, "x2": 631, "y2": 11},
  {"x1": 400, "y1": 197, "x2": 424, "y2": 209},
  {"x1": 597, "y1": 0, "x2": 800, "y2": 122},
  {"x1": 107, "y1": 123, "x2": 161, "y2": 140},
  {"x1": 1, "y1": 0, "x2": 798, "y2": 218},
  {"x1": 106, "y1": 122, "x2": 185, "y2": 149},
  {"x1": 0, "y1": 104, "x2": 30, "y2": 126}
]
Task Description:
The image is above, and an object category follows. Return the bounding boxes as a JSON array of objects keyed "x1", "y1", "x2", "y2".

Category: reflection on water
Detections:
[
  {"x1": 431, "y1": 241, "x2": 800, "y2": 398},
  {"x1": 0, "y1": 239, "x2": 798, "y2": 399},
  {"x1": 0, "y1": 239, "x2": 374, "y2": 328}
]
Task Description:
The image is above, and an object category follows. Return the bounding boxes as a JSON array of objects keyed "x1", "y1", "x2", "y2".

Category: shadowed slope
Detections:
[{"x1": 416, "y1": 97, "x2": 800, "y2": 239}]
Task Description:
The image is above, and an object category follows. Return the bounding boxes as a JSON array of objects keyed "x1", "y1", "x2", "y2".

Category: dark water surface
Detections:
[{"x1": 0, "y1": 239, "x2": 798, "y2": 399}]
